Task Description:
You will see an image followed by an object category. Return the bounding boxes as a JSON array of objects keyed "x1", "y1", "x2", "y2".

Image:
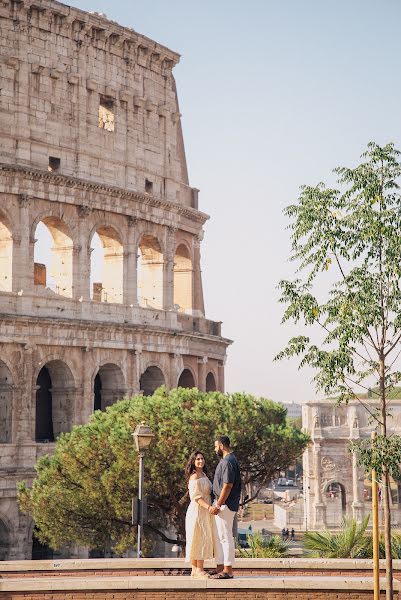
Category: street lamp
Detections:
[{"x1": 132, "y1": 422, "x2": 155, "y2": 558}]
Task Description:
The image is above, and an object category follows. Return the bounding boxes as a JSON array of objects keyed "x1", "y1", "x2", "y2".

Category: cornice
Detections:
[
  {"x1": 0, "y1": 312, "x2": 233, "y2": 348},
  {"x1": 0, "y1": 164, "x2": 209, "y2": 226}
]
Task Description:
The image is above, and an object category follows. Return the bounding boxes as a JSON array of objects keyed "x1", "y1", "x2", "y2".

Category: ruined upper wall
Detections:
[{"x1": 0, "y1": 0, "x2": 197, "y2": 207}]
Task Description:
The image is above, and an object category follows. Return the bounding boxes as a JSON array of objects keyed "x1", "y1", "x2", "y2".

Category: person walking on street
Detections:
[{"x1": 209, "y1": 435, "x2": 241, "y2": 580}]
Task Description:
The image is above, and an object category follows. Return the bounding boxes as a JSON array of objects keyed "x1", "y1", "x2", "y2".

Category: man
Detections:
[{"x1": 209, "y1": 435, "x2": 241, "y2": 580}]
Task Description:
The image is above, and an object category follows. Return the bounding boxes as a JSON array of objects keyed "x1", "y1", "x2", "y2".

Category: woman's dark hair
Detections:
[{"x1": 185, "y1": 450, "x2": 207, "y2": 480}]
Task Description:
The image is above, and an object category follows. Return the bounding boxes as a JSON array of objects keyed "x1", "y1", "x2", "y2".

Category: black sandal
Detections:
[{"x1": 208, "y1": 572, "x2": 234, "y2": 579}]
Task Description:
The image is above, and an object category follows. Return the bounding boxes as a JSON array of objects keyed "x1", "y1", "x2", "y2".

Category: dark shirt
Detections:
[{"x1": 213, "y1": 453, "x2": 241, "y2": 512}]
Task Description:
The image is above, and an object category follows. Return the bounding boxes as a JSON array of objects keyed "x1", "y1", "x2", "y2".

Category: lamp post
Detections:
[{"x1": 132, "y1": 422, "x2": 155, "y2": 558}]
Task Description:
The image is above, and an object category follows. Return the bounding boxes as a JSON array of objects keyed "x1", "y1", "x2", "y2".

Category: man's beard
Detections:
[{"x1": 216, "y1": 449, "x2": 223, "y2": 458}]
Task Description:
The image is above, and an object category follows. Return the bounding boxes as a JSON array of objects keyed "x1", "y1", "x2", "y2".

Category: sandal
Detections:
[
  {"x1": 208, "y1": 572, "x2": 234, "y2": 579},
  {"x1": 194, "y1": 571, "x2": 209, "y2": 579}
]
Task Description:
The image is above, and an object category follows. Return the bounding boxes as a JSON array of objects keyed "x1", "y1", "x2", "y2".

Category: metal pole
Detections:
[
  {"x1": 371, "y1": 431, "x2": 380, "y2": 600},
  {"x1": 137, "y1": 452, "x2": 145, "y2": 558}
]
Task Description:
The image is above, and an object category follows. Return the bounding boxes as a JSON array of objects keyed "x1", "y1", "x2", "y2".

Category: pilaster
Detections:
[{"x1": 163, "y1": 226, "x2": 175, "y2": 311}]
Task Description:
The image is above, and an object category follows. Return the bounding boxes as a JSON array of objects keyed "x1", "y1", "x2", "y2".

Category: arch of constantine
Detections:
[
  {"x1": 0, "y1": 0, "x2": 230, "y2": 558},
  {"x1": 302, "y1": 399, "x2": 401, "y2": 530}
]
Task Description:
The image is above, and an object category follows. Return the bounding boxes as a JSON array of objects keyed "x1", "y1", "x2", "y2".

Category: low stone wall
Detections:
[
  {"x1": 0, "y1": 575, "x2": 397, "y2": 600},
  {"x1": 0, "y1": 557, "x2": 399, "y2": 579}
]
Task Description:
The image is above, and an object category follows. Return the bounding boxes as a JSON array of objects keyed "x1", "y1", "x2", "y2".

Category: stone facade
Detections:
[
  {"x1": 0, "y1": 0, "x2": 230, "y2": 559},
  {"x1": 303, "y1": 398, "x2": 401, "y2": 530}
]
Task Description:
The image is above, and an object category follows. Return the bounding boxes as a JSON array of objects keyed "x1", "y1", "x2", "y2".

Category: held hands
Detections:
[{"x1": 209, "y1": 505, "x2": 220, "y2": 515}]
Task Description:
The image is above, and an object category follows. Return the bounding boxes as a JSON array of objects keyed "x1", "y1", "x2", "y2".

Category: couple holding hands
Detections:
[{"x1": 185, "y1": 435, "x2": 241, "y2": 579}]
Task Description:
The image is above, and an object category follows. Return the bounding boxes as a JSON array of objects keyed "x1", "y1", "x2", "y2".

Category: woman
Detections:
[{"x1": 185, "y1": 450, "x2": 216, "y2": 577}]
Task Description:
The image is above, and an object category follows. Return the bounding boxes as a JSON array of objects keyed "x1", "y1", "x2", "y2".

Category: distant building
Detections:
[
  {"x1": 303, "y1": 398, "x2": 401, "y2": 529},
  {"x1": 279, "y1": 401, "x2": 302, "y2": 419}
]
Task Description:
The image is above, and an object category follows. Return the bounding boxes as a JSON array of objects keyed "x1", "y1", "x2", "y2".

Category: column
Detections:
[
  {"x1": 127, "y1": 349, "x2": 139, "y2": 397},
  {"x1": 192, "y1": 233, "x2": 205, "y2": 317},
  {"x1": 14, "y1": 195, "x2": 33, "y2": 294},
  {"x1": 125, "y1": 217, "x2": 138, "y2": 306},
  {"x1": 170, "y1": 353, "x2": 183, "y2": 389},
  {"x1": 163, "y1": 226, "x2": 175, "y2": 311},
  {"x1": 135, "y1": 345, "x2": 144, "y2": 392},
  {"x1": 77, "y1": 346, "x2": 93, "y2": 425},
  {"x1": 15, "y1": 343, "x2": 35, "y2": 442},
  {"x1": 197, "y1": 357, "x2": 207, "y2": 391},
  {"x1": 313, "y1": 443, "x2": 326, "y2": 527},
  {"x1": 352, "y1": 449, "x2": 364, "y2": 522},
  {"x1": 217, "y1": 361, "x2": 225, "y2": 393},
  {"x1": 76, "y1": 206, "x2": 91, "y2": 301}
]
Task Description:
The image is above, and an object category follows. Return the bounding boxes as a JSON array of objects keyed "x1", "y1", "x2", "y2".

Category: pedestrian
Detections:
[
  {"x1": 290, "y1": 528, "x2": 295, "y2": 540},
  {"x1": 208, "y1": 435, "x2": 241, "y2": 580}
]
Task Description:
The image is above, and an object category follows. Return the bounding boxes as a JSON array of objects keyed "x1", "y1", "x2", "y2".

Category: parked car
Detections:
[
  {"x1": 277, "y1": 477, "x2": 287, "y2": 486},
  {"x1": 286, "y1": 479, "x2": 294, "y2": 486}
]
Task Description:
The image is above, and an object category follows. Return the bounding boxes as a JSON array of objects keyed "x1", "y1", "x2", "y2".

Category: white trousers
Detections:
[{"x1": 214, "y1": 505, "x2": 236, "y2": 566}]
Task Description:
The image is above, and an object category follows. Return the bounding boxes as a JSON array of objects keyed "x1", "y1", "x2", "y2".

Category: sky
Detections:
[{"x1": 58, "y1": 0, "x2": 401, "y2": 403}]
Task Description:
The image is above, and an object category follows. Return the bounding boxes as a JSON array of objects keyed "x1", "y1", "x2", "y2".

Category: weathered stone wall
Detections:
[
  {"x1": 0, "y1": 0, "x2": 193, "y2": 205},
  {"x1": 0, "y1": 0, "x2": 230, "y2": 560}
]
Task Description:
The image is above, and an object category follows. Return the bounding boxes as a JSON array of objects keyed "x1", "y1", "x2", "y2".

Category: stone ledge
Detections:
[
  {"x1": 0, "y1": 557, "x2": 398, "y2": 572},
  {"x1": 0, "y1": 575, "x2": 396, "y2": 592}
]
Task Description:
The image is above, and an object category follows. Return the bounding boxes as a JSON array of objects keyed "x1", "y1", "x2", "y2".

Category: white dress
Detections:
[{"x1": 185, "y1": 476, "x2": 217, "y2": 562}]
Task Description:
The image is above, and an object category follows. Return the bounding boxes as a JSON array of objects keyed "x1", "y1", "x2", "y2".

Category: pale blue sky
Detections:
[{"x1": 64, "y1": 0, "x2": 401, "y2": 402}]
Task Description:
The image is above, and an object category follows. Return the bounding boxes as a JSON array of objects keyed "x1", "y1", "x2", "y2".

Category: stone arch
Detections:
[
  {"x1": 93, "y1": 363, "x2": 126, "y2": 411},
  {"x1": 178, "y1": 367, "x2": 196, "y2": 389},
  {"x1": 0, "y1": 516, "x2": 10, "y2": 560},
  {"x1": 33, "y1": 216, "x2": 74, "y2": 298},
  {"x1": 324, "y1": 480, "x2": 347, "y2": 527},
  {"x1": 137, "y1": 234, "x2": 164, "y2": 309},
  {"x1": 31, "y1": 527, "x2": 54, "y2": 560},
  {"x1": 139, "y1": 365, "x2": 165, "y2": 396},
  {"x1": 35, "y1": 359, "x2": 75, "y2": 442},
  {"x1": 90, "y1": 225, "x2": 124, "y2": 304},
  {"x1": 174, "y1": 243, "x2": 193, "y2": 313},
  {"x1": 0, "y1": 211, "x2": 13, "y2": 293},
  {"x1": 0, "y1": 360, "x2": 13, "y2": 443},
  {"x1": 206, "y1": 371, "x2": 217, "y2": 392}
]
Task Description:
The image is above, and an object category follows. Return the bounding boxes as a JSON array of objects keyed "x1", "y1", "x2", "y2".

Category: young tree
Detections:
[
  {"x1": 18, "y1": 387, "x2": 308, "y2": 555},
  {"x1": 276, "y1": 142, "x2": 401, "y2": 599}
]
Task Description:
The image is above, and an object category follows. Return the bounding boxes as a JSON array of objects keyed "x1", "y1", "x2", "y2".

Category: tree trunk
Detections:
[{"x1": 380, "y1": 359, "x2": 393, "y2": 600}]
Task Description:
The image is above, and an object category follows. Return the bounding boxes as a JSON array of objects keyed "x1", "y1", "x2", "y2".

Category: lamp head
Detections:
[{"x1": 132, "y1": 421, "x2": 155, "y2": 453}]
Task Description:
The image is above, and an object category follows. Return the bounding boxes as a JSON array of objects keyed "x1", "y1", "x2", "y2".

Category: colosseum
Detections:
[{"x1": 0, "y1": 0, "x2": 231, "y2": 559}]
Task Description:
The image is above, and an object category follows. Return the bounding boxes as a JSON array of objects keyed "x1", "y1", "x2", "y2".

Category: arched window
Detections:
[
  {"x1": 178, "y1": 368, "x2": 195, "y2": 389},
  {"x1": 35, "y1": 360, "x2": 75, "y2": 442},
  {"x1": 0, "y1": 361, "x2": 12, "y2": 443},
  {"x1": 206, "y1": 372, "x2": 217, "y2": 392},
  {"x1": 94, "y1": 364, "x2": 126, "y2": 411},
  {"x1": 90, "y1": 227, "x2": 123, "y2": 303},
  {"x1": 174, "y1": 244, "x2": 192, "y2": 313},
  {"x1": 0, "y1": 217, "x2": 12, "y2": 293},
  {"x1": 140, "y1": 366, "x2": 165, "y2": 396},
  {"x1": 32, "y1": 528, "x2": 54, "y2": 560},
  {"x1": 137, "y1": 235, "x2": 163, "y2": 309},
  {"x1": 34, "y1": 218, "x2": 73, "y2": 297}
]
